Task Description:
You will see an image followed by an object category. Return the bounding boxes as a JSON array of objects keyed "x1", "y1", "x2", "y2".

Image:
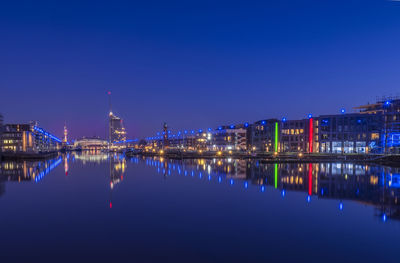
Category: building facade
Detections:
[
  {"x1": 318, "y1": 113, "x2": 382, "y2": 154},
  {"x1": 1, "y1": 123, "x2": 62, "y2": 153},
  {"x1": 213, "y1": 125, "x2": 247, "y2": 151},
  {"x1": 355, "y1": 98, "x2": 400, "y2": 153},
  {"x1": 248, "y1": 119, "x2": 279, "y2": 152},
  {"x1": 109, "y1": 112, "x2": 127, "y2": 144}
]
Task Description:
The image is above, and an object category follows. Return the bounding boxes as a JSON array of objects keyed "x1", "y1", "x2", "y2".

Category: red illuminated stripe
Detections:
[
  {"x1": 309, "y1": 118, "x2": 313, "y2": 153},
  {"x1": 308, "y1": 163, "x2": 312, "y2": 196}
]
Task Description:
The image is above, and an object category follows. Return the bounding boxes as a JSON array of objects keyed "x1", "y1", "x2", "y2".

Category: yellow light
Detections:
[
  {"x1": 159, "y1": 150, "x2": 164, "y2": 154},
  {"x1": 298, "y1": 153, "x2": 303, "y2": 158},
  {"x1": 274, "y1": 152, "x2": 278, "y2": 156},
  {"x1": 217, "y1": 151, "x2": 222, "y2": 156}
]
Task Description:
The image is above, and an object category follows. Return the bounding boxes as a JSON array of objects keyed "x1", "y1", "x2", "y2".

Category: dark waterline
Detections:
[{"x1": 0, "y1": 153, "x2": 399, "y2": 263}]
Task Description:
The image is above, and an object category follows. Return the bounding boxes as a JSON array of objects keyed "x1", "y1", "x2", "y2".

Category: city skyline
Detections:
[{"x1": 1, "y1": 1, "x2": 400, "y2": 139}]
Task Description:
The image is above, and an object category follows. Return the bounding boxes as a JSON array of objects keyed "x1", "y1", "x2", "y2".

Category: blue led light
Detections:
[
  {"x1": 218, "y1": 176, "x2": 222, "y2": 183},
  {"x1": 184, "y1": 130, "x2": 188, "y2": 134},
  {"x1": 282, "y1": 117, "x2": 287, "y2": 122},
  {"x1": 281, "y1": 189, "x2": 286, "y2": 197},
  {"x1": 244, "y1": 181, "x2": 248, "y2": 188},
  {"x1": 230, "y1": 179, "x2": 234, "y2": 185},
  {"x1": 307, "y1": 195, "x2": 311, "y2": 203},
  {"x1": 308, "y1": 114, "x2": 312, "y2": 119},
  {"x1": 261, "y1": 185, "x2": 265, "y2": 192},
  {"x1": 383, "y1": 213, "x2": 387, "y2": 222},
  {"x1": 244, "y1": 122, "x2": 249, "y2": 127},
  {"x1": 341, "y1": 108, "x2": 345, "y2": 114},
  {"x1": 261, "y1": 120, "x2": 266, "y2": 125},
  {"x1": 218, "y1": 126, "x2": 222, "y2": 130},
  {"x1": 208, "y1": 128, "x2": 212, "y2": 132},
  {"x1": 339, "y1": 202, "x2": 343, "y2": 211},
  {"x1": 199, "y1": 129, "x2": 203, "y2": 133},
  {"x1": 230, "y1": 125, "x2": 235, "y2": 129}
]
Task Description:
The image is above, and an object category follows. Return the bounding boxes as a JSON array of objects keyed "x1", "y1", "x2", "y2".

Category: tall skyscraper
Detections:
[{"x1": 108, "y1": 92, "x2": 127, "y2": 144}]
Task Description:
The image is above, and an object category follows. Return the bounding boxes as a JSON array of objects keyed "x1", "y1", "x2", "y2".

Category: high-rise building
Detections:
[
  {"x1": 109, "y1": 112, "x2": 127, "y2": 143},
  {"x1": 108, "y1": 91, "x2": 127, "y2": 144}
]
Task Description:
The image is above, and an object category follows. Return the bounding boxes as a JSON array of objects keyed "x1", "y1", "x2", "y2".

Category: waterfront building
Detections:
[
  {"x1": 280, "y1": 118, "x2": 317, "y2": 153},
  {"x1": 0, "y1": 123, "x2": 61, "y2": 154},
  {"x1": 109, "y1": 112, "x2": 127, "y2": 144},
  {"x1": 354, "y1": 97, "x2": 400, "y2": 153},
  {"x1": 213, "y1": 125, "x2": 247, "y2": 151},
  {"x1": 248, "y1": 119, "x2": 279, "y2": 152},
  {"x1": 318, "y1": 113, "x2": 382, "y2": 154},
  {"x1": 73, "y1": 137, "x2": 108, "y2": 151}
]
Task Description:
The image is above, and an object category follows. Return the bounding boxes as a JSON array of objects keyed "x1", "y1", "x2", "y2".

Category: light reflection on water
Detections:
[
  {"x1": 1, "y1": 152, "x2": 400, "y2": 223},
  {"x1": 1, "y1": 152, "x2": 400, "y2": 262}
]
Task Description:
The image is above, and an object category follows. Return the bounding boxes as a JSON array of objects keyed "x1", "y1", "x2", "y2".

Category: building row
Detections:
[
  {"x1": 147, "y1": 98, "x2": 400, "y2": 154},
  {"x1": 0, "y1": 119, "x2": 62, "y2": 154}
]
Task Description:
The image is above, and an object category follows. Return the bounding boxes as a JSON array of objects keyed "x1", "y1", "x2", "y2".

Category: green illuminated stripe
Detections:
[
  {"x1": 275, "y1": 122, "x2": 278, "y2": 152},
  {"x1": 274, "y1": 163, "x2": 278, "y2": 189}
]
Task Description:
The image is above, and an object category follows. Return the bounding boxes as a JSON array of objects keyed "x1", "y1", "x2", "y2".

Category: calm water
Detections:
[{"x1": 0, "y1": 153, "x2": 400, "y2": 263}]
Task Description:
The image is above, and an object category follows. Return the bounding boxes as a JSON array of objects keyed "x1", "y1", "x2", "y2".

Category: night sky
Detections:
[{"x1": 1, "y1": 0, "x2": 400, "y2": 140}]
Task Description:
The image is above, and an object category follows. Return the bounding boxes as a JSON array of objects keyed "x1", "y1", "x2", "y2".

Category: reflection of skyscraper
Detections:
[{"x1": 109, "y1": 154, "x2": 126, "y2": 208}]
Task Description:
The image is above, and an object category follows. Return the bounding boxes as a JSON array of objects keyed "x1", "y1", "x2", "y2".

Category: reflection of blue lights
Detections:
[
  {"x1": 307, "y1": 195, "x2": 311, "y2": 203},
  {"x1": 184, "y1": 170, "x2": 187, "y2": 176},
  {"x1": 208, "y1": 175, "x2": 211, "y2": 181},
  {"x1": 261, "y1": 185, "x2": 265, "y2": 192},
  {"x1": 339, "y1": 202, "x2": 343, "y2": 211},
  {"x1": 281, "y1": 189, "x2": 286, "y2": 197},
  {"x1": 244, "y1": 181, "x2": 248, "y2": 189},
  {"x1": 230, "y1": 179, "x2": 234, "y2": 185},
  {"x1": 321, "y1": 188, "x2": 324, "y2": 196},
  {"x1": 191, "y1": 171, "x2": 194, "y2": 177},
  {"x1": 199, "y1": 172, "x2": 202, "y2": 179},
  {"x1": 383, "y1": 213, "x2": 387, "y2": 222},
  {"x1": 218, "y1": 176, "x2": 222, "y2": 183}
]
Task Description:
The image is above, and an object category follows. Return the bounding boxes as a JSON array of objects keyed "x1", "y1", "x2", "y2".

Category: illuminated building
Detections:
[
  {"x1": 109, "y1": 112, "x2": 127, "y2": 144},
  {"x1": 213, "y1": 124, "x2": 247, "y2": 151},
  {"x1": 73, "y1": 137, "x2": 108, "y2": 151},
  {"x1": 1, "y1": 123, "x2": 61, "y2": 154},
  {"x1": 280, "y1": 119, "x2": 308, "y2": 152},
  {"x1": 248, "y1": 119, "x2": 279, "y2": 152},
  {"x1": 108, "y1": 92, "x2": 127, "y2": 145},
  {"x1": 355, "y1": 97, "x2": 400, "y2": 153},
  {"x1": 318, "y1": 113, "x2": 382, "y2": 154}
]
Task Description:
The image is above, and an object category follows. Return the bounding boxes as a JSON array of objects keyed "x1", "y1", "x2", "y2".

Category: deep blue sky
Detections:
[{"x1": 1, "y1": 0, "x2": 400, "y2": 139}]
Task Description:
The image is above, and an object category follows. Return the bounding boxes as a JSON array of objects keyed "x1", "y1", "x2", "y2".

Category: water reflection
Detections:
[
  {"x1": 130, "y1": 156, "x2": 400, "y2": 222},
  {"x1": 2, "y1": 153, "x2": 399, "y2": 223},
  {"x1": 0, "y1": 156, "x2": 63, "y2": 196}
]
